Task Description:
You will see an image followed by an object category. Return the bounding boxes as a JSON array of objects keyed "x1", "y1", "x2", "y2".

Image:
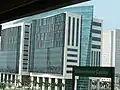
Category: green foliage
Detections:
[{"x1": 0, "y1": 83, "x2": 6, "y2": 90}]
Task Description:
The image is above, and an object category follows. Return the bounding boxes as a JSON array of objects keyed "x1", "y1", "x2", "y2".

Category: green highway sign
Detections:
[
  {"x1": 72, "y1": 66, "x2": 115, "y2": 90},
  {"x1": 74, "y1": 66, "x2": 114, "y2": 78}
]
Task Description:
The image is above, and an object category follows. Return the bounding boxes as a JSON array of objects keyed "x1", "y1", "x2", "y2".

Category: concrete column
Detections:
[
  {"x1": 97, "y1": 79, "x2": 100, "y2": 90},
  {"x1": 6, "y1": 74, "x2": 9, "y2": 84},
  {"x1": 48, "y1": 78, "x2": 51, "y2": 90},
  {"x1": 36, "y1": 77, "x2": 39, "y2": 89},
  {"x1": 31, "y1": 76, "x2": 34, "y2": 88},
  {"x1": 42, "y1": 77, "x2": 45, "y2": 90},
  {"x1": 3, "y1": 74, "x2": 5, "y2": 83},
  {"x1": 17, "y1": 75, "x2": 22, "y2": 86},
  {"x1": 62, "y1": 79, "x2": 65, "y2": 90},
  {"x1": 0, "y1": 73, "x2": 1, "y2": 82},
  {"x1": 74, "y1": 79, "x2": 77, "y2": 90},
  {"x1": 55, "y1": 78, "x2": 58, "y2": 90},
  {"x1": 14, "y1": 75, "x2": 17, "y2": 86},
  {"x1": 10, "y1": 74, "x2": 13, "y2": 84}
]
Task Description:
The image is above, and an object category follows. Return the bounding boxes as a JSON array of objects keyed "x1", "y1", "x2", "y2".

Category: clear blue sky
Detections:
[{"x1": 67, "y1": 0, "x2": 120, "y2": 30}]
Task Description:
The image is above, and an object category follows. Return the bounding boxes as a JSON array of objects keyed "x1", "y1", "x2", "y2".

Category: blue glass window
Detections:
[
  {"x1": 76, "y1": 18, "x2": 79, "y2": 46},
  {"x1": 92, "y1": 29, "x2": 101, "y2": 34},
  {"x1": 66, "y1": 71, "x2": 72, "y2": 73},
  {"x1": 92, "y1": 22, "x2": 102, "y2": 27},
  {"x1": 72, "y1": 17, "x2": 75, "y2": 46},
  {"x1": 92, "y1": 37, "x2": 101, "y2": 41},
  {"x1": 67, "y1": 59, "x2": 77, "y2": 63},
  {"x1": 67, "y1": 48, "x2": 77, "y2": 52},
  {"x1": 92, "y1": 45, "x2": 101, "y2": 49},
  {"x1": 67, "y1": 54, "x2": 77, "y2": 57},
  {"x1": 68, "y1": 17, "x2": 71, "y2": 45}
]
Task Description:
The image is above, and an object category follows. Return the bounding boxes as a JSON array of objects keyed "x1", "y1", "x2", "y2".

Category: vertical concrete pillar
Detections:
[
  {"x1": 55, "y1": 78, "x2": 58, "y2": 90},
  {"x1": 74, "y1": 79, "x2": 77, "y2": 90},
  {"x1": 14, "y1": 75, "x2": 17, "y2": 86},
  {"x1": 10, "y1": 74, "x2": 13, "y2": 84},
  {"x1": 17, "y1": 75, "x2": 22, "y2": 86},
  {"x1": 36, "y1": 77, "x2": 39, "y2": 89},
  {"x1": 31, "y1": 76, "x2": 34, "y2": 88},
  {"x1": 6, "y1": 74, "x2": 9, "y2": 84},
  {"x1": 62, "y1": 79, "x2": 65, "y2": 90},
  {"x1": 42, "y1": 77, "x2": 45, "y2": 90},
  {"x1": 97, "y1": 79, "x2": 100, "y2": 90},
  {"x1": 0, "y1": 73, "x2": 1, "y2": 82},
  {"x1": 3, "y1": 74, "x2": 5, "y2": 83},
  {"x1": 48, "y1": 78, "x2": 51, "y2": 90}
]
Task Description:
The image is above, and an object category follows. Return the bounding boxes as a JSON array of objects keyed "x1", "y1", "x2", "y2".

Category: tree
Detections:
[{"x1": 0, "y1": 83, "x2": 6, "y2": 90}]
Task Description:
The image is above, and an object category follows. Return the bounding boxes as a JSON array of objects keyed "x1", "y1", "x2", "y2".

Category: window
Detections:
[
  {"x1": 92, "y1": 29, "x2": 101, "y2": 34},
  {"x1": 66, "y1": 71, "x2": 72, "y2": 73},
  {"x1": 67, "y1": 59, "x2": 77, "y2": 63},
  {"x1": 76, "y1": 18, "x2": 79, "y2": 46},
  {"x1": 72, "y1": 17, "x2": 75, "y2": 46},
  {"x1": 67, "y1": 54, "x2": 77, "y2": 57},
  {"x1": 92, "y1": 45, "x2": 101, "y2": 49},
  {"x1": 92, "y1": 22, "x2": 102, "y2": 27},
  {"x1": 92, "y1": 37, "x2": 101, "y2": 41},
  {"x1": 68, "y1": 17, "x2": 71, "y2": 45},
  {"x1": 67, "y1": 65, "x2": 74, "y2": 68},
  {"x1": 67, "y1": 48, "x2": 78, "y2": 52}
]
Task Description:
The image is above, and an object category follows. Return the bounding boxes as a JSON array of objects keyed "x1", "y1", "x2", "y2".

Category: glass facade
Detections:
[
  {"x1": 14, "y1": 6, "x2": 93, "y2": 90},
  {"x1": 0, "y1": 26, "x2": 21, "y2": 73},
  {"x1": 18, "y1": 5, "x2": 93, "y2": 66},
  {"x1": 29, "y1": 13, "x2": 65, "y2": 74}
]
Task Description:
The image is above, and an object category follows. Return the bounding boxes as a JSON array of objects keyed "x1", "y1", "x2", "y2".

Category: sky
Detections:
[{"x1": 67, "y1": 0, "x2": 120, "y2": 30}]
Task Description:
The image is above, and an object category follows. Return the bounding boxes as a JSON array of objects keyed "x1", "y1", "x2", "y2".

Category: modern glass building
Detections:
[
  {"x1": 0, "y1": 12, "x2": 82, "y2": 90},
  {"x1": 29, "y1": 12, "x2": 81, "y2": 90},
  {"x1": 16, "y1": 5, "x2": 93, "y2": 67},
  {"x1": 0, "y1": 23, "x2": 30, "y2": 84},
  {"x1": 14, "y1": 6, "x2": 94, "y2": 90},
  {"x1": 29, "y1": 13, "x2": 66, "y2": 74},
  {"x1": 0, "y1": 5, "x2": 103, "y2": 90},
  {"x1": 0, "y1": 25, "x2": 21, "y2": 73}
]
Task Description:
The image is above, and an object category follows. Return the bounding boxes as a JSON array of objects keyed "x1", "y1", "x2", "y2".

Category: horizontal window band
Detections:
[
  {"x1": 92, "y1": 45, "x2": 101, "y2": 49},
  {"x1": 92, "y1": 37, "x2": 101, "y2": 41},
  {"x1": 23, "y1": 67, "x2": 27, "y2": 69},
  {"x1": 24, "y1": 45, "x2": 28, "y2": 46},
  {"x1": 66, "y1": 71, "x2": 72, "y2": 73},
  {"x1": 23, "y1": 59, "x2": 28, "y2": 60},
  {"x1": 67, "y1": 59, "x2": 77, "y2": 63},
  {"x1": 25, "y1": 31, "x2": 29, "y2": 33},
  {"x1": 92, "y1": 29, "x2": 101, "y2": 34},
  {"x1": 24, "y1": 50, "x2": 28, "y2": 52},
  {"x1": 24, "y1": 54, "x2": 28, "y2": 56},
  {"x1": 23, "y1": 63, "x2": 28, "y2": 65},
  {"x1": 67, "y1": 65, "x2": 74, "y2": 68},
  {"x1": 67, "y1": 54, "x2": 77, "y2": 57},
  {"x1": 92, "y1": 22, "x2": 102, "y2": 27},
  {"x1": 67, "y1": 48, "x2": 78, "y2": 52},
  {"x1": 24, "y1": 38, "x2": 29, "y2": 40},
  {"x1": 25, "y1": 25, "x2": 30, "y2": 27}
]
